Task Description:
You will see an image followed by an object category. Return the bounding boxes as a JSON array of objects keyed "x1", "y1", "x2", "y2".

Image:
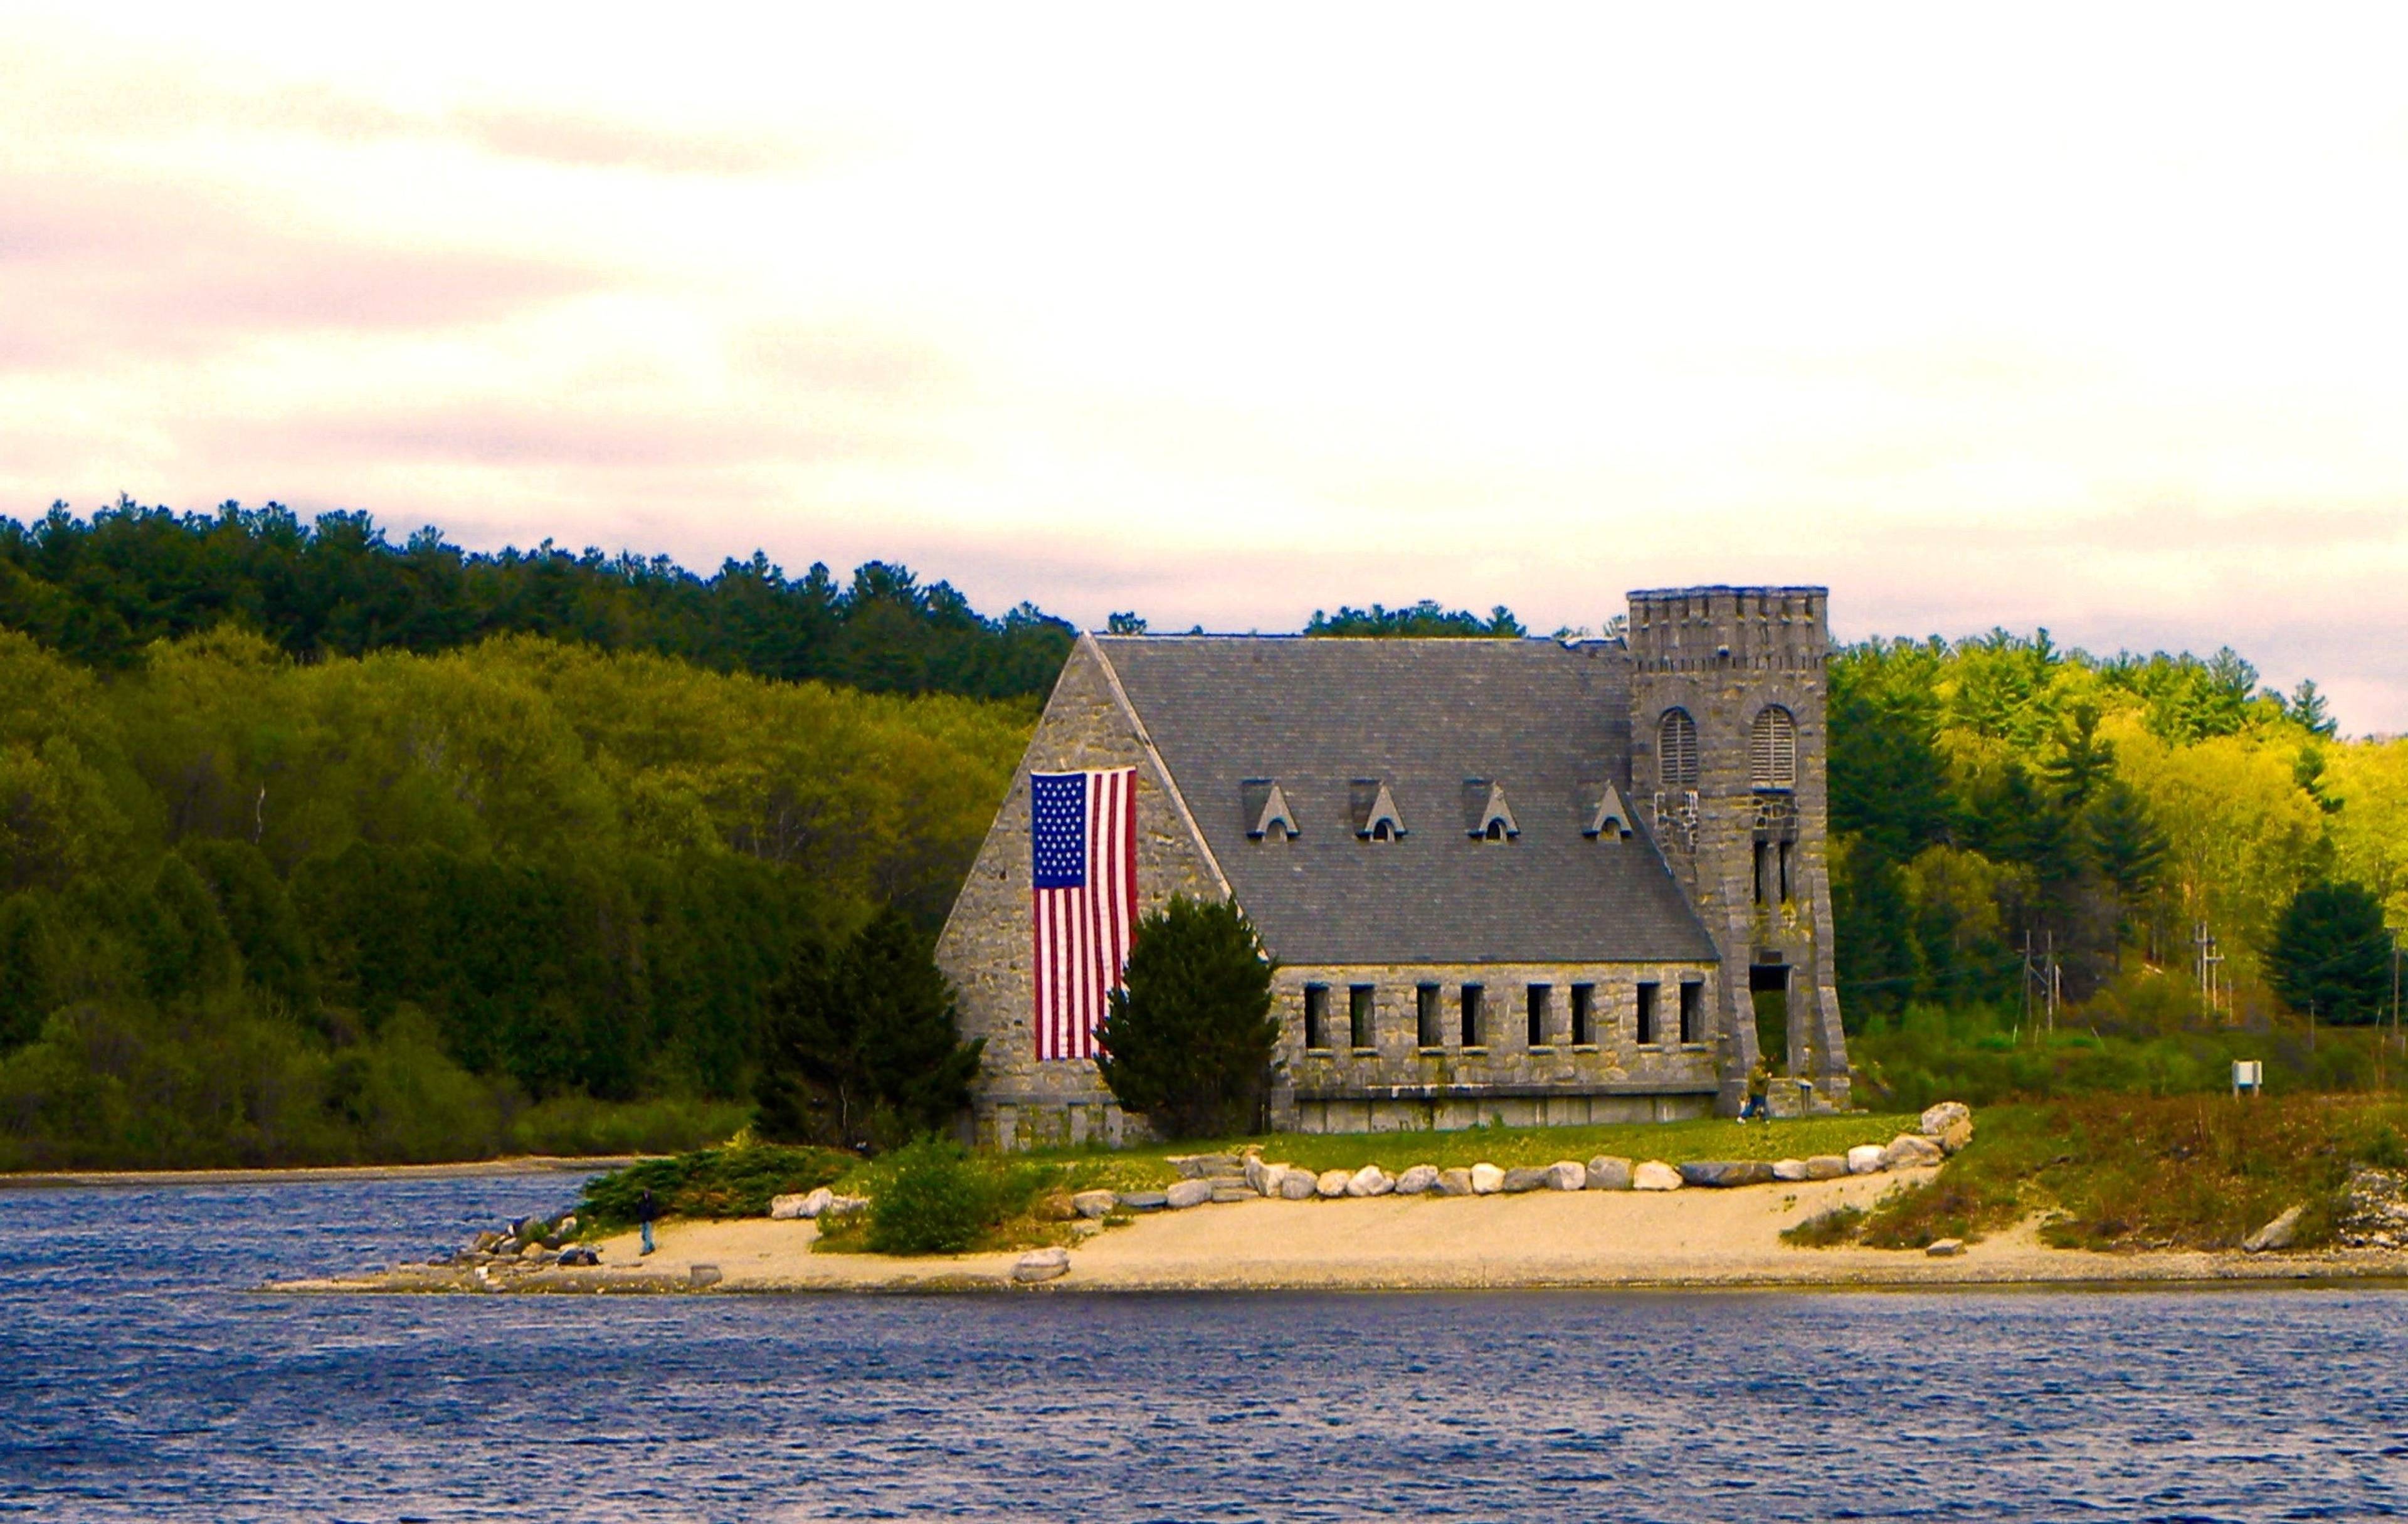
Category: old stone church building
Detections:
[{"x1": 936, "y1": 586, "x2": 1849, "y2": 1150}]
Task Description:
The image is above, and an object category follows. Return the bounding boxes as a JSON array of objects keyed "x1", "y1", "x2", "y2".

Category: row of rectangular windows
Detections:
[{"x1": 1299, "y1": 980, "x2": 1705, "y2": 1053}]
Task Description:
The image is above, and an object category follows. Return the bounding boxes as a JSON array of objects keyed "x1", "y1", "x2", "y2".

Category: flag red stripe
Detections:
[{"x1": 1029, "y1": 767, "x2": 1137, "y2": 1063}]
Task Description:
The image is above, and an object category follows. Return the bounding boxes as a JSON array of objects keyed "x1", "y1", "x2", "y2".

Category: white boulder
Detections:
[
  {"x1": 1013, "y1": 1248, "x2": 1072, "y2": 1282},
  {"x1": 798, "y1": 1187, "x2": 837, "y2": 1219},
  {"x1": 1883, "y1": 1133, "x2": 1946, "y2": 1170},
  {"x1": 1070, "y1": 1190, "x2": 1117, "y2": 1219},
  {"x1": 1919, "y1": 1101, "x2": 1972, "y2": 1137},
  {"x1": 1345, "y1": 1165, "x2": 1396, "y2": 1197},
  {"x1": 1279, "y1": 1170, "x2": 1320, "y2": 1200},
  {"x1": 1632, "y1": 1160, "x2": 1684, "y2": 1191},
  {"x1": 1846, "y1": 1145, "x2": 1886, "y2": 1175},
  {"x1": 769, "y1": 1194, "x2": 809, "y2": 1221},
  {"x1": 1771, "y1": 1159, "x2": 1809, "y2": 1182},
  {"x1": 1545, "y1": 1160, "x2": 1587, "y2": 1190},
  {"x1": 1316, "y1": 1169, "x2": 1352, "y2": 1199},
  {"x1": 1469, "y1": 1163, "x2": 1506, "y2": 1195},
  {"x1": 1393, "y1": 1164, "x2": 1440, "y2": 1195},
  {"x1": 1585, "y1": 1156, "x2": 1634, "y2": 1191},
  {"x1": 1165, "y1": 1179, "x2": 1214, "y2": 1209}
]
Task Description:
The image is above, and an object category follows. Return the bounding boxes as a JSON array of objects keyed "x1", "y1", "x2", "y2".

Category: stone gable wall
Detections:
[{"x1": 934, "y1": 636, "x2": 1224, "y2": 1151}]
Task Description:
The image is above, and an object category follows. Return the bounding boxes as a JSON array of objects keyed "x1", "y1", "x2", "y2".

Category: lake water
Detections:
[{"x1": 2, "y1": 1170, "x2": 2405, "y2": 1521}]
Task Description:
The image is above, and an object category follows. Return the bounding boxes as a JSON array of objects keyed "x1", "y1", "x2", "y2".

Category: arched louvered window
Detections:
[
  {"x1": 1750, "y1": 706, "x2": 1797, "y2": 789},
  {"x1": 1658, "y1": 708, "x2": 1699, "y2": 787}
]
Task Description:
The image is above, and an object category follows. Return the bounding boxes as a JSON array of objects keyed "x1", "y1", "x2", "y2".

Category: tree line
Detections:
[{"x1": 0, "y1": 498, "x2": 1074, "y2": 700}]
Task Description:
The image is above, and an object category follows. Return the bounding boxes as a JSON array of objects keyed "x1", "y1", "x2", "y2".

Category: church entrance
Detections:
[{"x1": 1749, "y1": 963, "x2": 1791, "y2": 1075}]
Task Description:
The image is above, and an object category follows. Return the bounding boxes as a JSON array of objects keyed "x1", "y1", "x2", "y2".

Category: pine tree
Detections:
[
  {"x1": 753, "y1": 907, "x2": 985, "y2": 1148},
  {"x1": 2267, "y1": 881, "x2": 2392, "y2": 1025},
  {"x1": 1093, "y1": 896, "x2": 1279, "y2": 1138},
  {"x1": 0, "y1": 891, "x2": 56, "y2": 1048}
]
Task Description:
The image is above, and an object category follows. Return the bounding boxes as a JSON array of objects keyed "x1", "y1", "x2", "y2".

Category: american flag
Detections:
[{"x1": 1030, "y1": 767, "x2": 1137, "y2": 1062}]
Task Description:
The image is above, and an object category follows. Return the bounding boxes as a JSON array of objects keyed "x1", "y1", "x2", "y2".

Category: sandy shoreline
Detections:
[
  {"x1": 3, "y1": 1155, "x2": 640, "y2": 1190},
  {"x1": 269, "y1": 1168, "x2": 2408, "y2": 1296}
]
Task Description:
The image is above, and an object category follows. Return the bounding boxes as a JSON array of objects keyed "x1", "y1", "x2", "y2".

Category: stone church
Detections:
[{"x1": 936, "y1": 586, "x2": 1848, "y2": 1150}]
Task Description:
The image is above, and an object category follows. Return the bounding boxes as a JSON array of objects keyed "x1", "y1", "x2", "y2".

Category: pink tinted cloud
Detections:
[{"x1": 0, "y1": 168, "x2": 610, "y2": 365}]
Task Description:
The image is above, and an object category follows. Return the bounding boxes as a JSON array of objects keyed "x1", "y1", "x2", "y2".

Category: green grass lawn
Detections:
[{"x1": 1017, "y1": 1111, "x2": 1923, "y2": 1189}]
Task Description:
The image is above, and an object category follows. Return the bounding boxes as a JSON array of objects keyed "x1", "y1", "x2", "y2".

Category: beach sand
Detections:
[{"x1": 273, "y1": 1167, "x2": 2408, "y2": 1295}]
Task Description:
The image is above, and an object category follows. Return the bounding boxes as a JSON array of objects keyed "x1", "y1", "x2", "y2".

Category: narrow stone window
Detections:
[
  {"x1": 1659, "y1": 708, "x2": 1699, "y2": 788},
  {"x1": 1750, "y1": 707, "x2": 1797, "y2": 790},
  {"x1": 1460, "y1": 984, "x2": 1484, "y2": 1048},
  {"x1": 1349, "y1": 984, "x2": 1375, "y2": 1049},
  {"x1": 1679, "y1": 979, "x2": 1704, "y2": 1044},
  {"x1": 1570, "y1": 983, "x2": 1596, "y2": 1046},
  {"x1": 1526, "y1": 984, "x2": 1552, "y2": 1048},
  {"x1": 1635, "y1": 981, "x2": 1660, "y2": 1046},
  {"x1": 1417, "y1": 982, "x2": 1442, "y2": 1048},
  {"x1": 1304, "y1": 984, "x2": 1330, "y2": 1051}
]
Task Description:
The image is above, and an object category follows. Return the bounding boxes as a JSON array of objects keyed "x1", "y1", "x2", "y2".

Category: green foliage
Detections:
[
  {"x1": 0, "y1": 619, "x2": 1025, "y2": 1169},
  {"x1": 1828, "y1": 626, "x2": 2353, "y2": 1021},
  {"x1": 0, "y1": 499, "x2": 1074, "y2": 700},
  {"x1": 574, "y1": 1142, "x2": 855, "y2": 1231},
  {"x1": 0, "y1": 893, "x2": 58, "y2": 1049},
  {"x1": 753, "y1": 907, "x2": 985, "y2": 1149},
  {"x1": 2268, "y1": 880, "x2": 2394, "y2": 1024},
  {"x1": 1856, "y1": 1095, "x2": 2408, "y2": 1251},
  {"x1": 1094, "y1": 896, "x2": 1279, "y2": 1138},
  {"x1": 138, "y1": 853, "x2": 236, "y2": 1005},
  {"x1": 1305, "y1": 601, "x2": 1524, "y2": 638},
  {"x1": 1780, "y1": 1203, "x2": 1866, "y2": 1248},
  {"x1": 865, "y1": 1136, "x2": 995, "y2": 1254}
]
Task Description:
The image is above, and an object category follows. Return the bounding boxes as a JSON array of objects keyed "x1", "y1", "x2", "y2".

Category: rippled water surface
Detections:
[{"x1": 3, "y1": 1171, "x2": 2406, "y2": 1521}]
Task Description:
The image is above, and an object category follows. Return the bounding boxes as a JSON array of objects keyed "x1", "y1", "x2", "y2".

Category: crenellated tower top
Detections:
[{"x1": 1625, "y1": 586, "x2": 1828, "y2": 675}]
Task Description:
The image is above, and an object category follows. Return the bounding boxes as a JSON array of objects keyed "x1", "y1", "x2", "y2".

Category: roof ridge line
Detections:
[{"x1": 1082, "y1": 633, "x2": 1232, "y2": 900}]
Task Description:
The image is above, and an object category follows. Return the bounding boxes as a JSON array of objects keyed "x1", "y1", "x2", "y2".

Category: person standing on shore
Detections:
[
  {"x1": 637, "y1": 1189, "x2": 658, "y2": 1256},
  {"x1": 1741, "y1": 1059, "x2": 1771, "y2": 1123}
]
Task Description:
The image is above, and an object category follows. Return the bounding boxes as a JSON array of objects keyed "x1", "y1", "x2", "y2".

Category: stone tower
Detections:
[{"x1": 1624, "y1": 587, "x2": 1849, "y2": 1114}]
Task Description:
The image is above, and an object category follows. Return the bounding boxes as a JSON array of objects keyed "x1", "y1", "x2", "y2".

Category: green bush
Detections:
[
  {"x1": 1094, "y1": 896, "x2": 1278, "y2": 1138},
  {"x1": 866, "y1": 1137, "x2": 993, "y2": 1254},
  {"x1": 1780, "y1": 1203, "x2": 1866, "y2": 1248},
  {"x1": 575, "y1": 1142, "x2": 853, "y2": 1231}
]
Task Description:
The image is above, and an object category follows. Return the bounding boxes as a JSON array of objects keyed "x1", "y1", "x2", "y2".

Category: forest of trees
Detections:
[
  {"x1": 0, "y1": 498, "x2": 1073, "y2": 699},
  {"x1": 5, "y1": 501, "x2": 2406, "y2": 1166},
  {"x1": 0, "y1": 614, "x2": 1025, "y2": 1167}
]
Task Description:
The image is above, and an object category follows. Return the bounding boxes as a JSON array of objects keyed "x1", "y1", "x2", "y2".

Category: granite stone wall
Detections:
[
  {"x1": 1626, "y1": 587, "x2": 1849, "y2": 1114},
  {"x1": 934, "y1": 635, "x2": 1227, "y2": 1151},
  {"x1": 1270, "y1": 959, "x2": 1721, "y2": 1132}
]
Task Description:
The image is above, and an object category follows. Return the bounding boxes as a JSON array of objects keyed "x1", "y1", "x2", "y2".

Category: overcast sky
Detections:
[{"x1": 6, "y1": 4, "x2": 2406, "y2": 729}]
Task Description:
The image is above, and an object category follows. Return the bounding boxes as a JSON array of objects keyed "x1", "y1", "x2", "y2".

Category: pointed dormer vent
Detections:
[
  {"x1": 1462, "y1": 779, "x2": 1519, "y2": 841},
  {"x1": 1242, "y1": 779, "x2": 1300, "y2": 841},
  {"x1": 1585, "y1": 782, "x2": 1635, "y2": 841},
  {"x1": 1350, "y1": 779, "x2": 1407, "y2": 842}
]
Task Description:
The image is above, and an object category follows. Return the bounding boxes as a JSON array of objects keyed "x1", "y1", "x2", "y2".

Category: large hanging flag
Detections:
[{"x1": 1030, "y1": 767, "x2": 1138, "y2": 1061}]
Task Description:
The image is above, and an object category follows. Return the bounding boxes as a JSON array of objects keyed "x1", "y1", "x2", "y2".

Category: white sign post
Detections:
[{"x1": 2232, "y1": 1059, "x2": 2264, "y2": 1098}]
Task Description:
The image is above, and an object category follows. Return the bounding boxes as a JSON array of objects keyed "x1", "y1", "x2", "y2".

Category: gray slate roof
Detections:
[{"x1": 1097, "y1": 636, "x2": 1717, "y2": 966}]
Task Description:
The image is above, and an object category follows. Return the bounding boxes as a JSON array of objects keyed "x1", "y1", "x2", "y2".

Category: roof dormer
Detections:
[
  {"x1": 1350, "y1": 779, "x2": 1407, "y2": 841},
  {"x1": 1585, "y1": 782, "x2": 1635, "y2": 841},
  {"x1": 1242, "y1": 779, "x2": 1300, "y2": 841},
  {"x1": 1462, "y1": 779, "x2": 1519, "y2": 841}
]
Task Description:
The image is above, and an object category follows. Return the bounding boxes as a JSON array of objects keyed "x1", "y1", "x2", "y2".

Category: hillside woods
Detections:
[{"x1": 3, "y1": 503, "x2": 2405, "y2": 1168}]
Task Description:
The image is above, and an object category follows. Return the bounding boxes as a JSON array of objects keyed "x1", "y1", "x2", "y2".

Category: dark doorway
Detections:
[{"x1": 1749, "y1": 963, "x2": 1791, "y2": 1074}]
